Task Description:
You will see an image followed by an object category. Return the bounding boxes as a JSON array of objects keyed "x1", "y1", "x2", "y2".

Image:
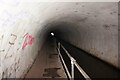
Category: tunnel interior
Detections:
[
  {"x1": 40, "y1": 21, "x2": 120, "y2": 79},
  {"x1": 42, "y1": 21, "x2": 80, "y2": 44},
  {"x1": 0, "y1": 2, "x2": 119, "y2": 79}
]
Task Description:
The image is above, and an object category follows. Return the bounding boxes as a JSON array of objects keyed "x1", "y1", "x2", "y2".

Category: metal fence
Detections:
[{"x1": 57, "y1": 42, "x2": 91, "y2": 80}]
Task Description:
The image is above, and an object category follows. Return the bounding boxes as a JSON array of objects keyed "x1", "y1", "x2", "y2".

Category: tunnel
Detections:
[{"x1": 0, "y1": 1, "x2": 120, "y2": 79}]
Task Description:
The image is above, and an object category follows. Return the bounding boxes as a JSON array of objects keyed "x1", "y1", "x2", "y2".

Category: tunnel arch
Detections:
[
  {"x1": 38, "y1": 2, "x2": 118, "y2": 69},
  {"x1": 0, "y1": 2, "x2": 118, "y2": 79}
]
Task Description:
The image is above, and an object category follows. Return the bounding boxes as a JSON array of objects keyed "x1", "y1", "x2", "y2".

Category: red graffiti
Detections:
[{"x1": 22, "y1": 33, "x2": 34, "y2": 49}]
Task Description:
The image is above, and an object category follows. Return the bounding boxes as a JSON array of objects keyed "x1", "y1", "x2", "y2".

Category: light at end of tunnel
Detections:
[{"x1": 51, "y1": 32, "x2": 54, "y2": 36}]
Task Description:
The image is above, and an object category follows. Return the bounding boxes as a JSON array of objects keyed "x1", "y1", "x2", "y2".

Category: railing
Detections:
[{"x1": 57, "y1": 42, "x2": 91, "y2": 80}]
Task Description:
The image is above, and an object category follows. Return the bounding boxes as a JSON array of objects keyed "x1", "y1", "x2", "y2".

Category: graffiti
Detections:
[
  {"x1": 4, "y1": 34, "x2": 17, "y2": 58},
  {"x1": 22, "y1": 33, "x2": 34, "y2": 49},
  {"x1": 9, "y1": 34, "x2": 17, "y2": 45}
]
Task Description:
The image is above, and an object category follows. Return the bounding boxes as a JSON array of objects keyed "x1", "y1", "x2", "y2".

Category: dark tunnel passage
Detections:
[
  {"x1": 34, "y1": 21, "x2": 120, "y2": 79},
  {"x1": 41, "y1": 22, "x2": 77, "y2": 49},
  {"x1": 0, "y1": 2, "x2": 119, "y2": 79},
  {"x1": 42, "y1": 21, "x2": 80, "y2": 40}
]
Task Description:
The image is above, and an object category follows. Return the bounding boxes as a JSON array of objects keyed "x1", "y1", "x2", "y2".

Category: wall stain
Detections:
[
  {"x1": 9, "y1": 42, "x2": 14, "y2": 45},
  {"x1": 1, "y1": 35, "x2": 4, "y2": 39},
  {"x1": 2, "y1": 68, "x2": 8, "y2": 78},
  {"x1": 0, "y1": 50, "x2": 5, "y2": 52},
  {"x1": 17, "y1": 48, "x2": 19, "y2": 50},
  {"x1": 8, "y1": 73, "x2": 12, "y2": 77},
  {"x1": 82, "y1": 5, "x2": 84, "y2": 7},
  {"x1": 87, "y1": 12, "x2": 90, "y2": 14},
  {"x1": 94, "y1": 15, "x2": 97, "y2": 17},
  {"x1": 110, "y1": 11, "x2": 117, "y2": 15},
  {"x1": 101, "y1": 52, "x2": 104, "y2": 55},
  {"x1": 2, "y1": 72, "x2": 5, "y2": 78},
  {"x1": 0, "y1": 35, "x2": 4, "y2": 53},
  {"x1": 17, "y1": 58, "x2": 20, "y2": 63},
  {"x1": 74, "y1": 10, "x2": 78, "y2": 12},
  {"x1": 111, "y1": 24, "x2": 117, "y2": 27},
  {"x1": 75, "y1": 3, "x2": 79, "y2": 5},
  {"x1": 118, "y1": 29, "x2": 120, "y2": 31},
  {"x1": 103, "y1": 25, "x2": 110, "y2": 30},
  {"x1": 78, "y1": 17, "x2": 88, "y2": 22}
]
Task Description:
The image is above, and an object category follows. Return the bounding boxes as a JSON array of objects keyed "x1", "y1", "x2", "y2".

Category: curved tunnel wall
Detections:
[
  {"x1": 42, "y1": 2, "x2": 118, "y2": 68},
  {"x1": 0, "y1": 1, "x2": 118, "y2": 78}
]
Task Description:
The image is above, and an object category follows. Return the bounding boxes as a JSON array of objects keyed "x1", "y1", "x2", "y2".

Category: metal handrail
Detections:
[
  {"x1": 57, "y1": 42, "x2": 91, "y2": 80},
  {"x1": 57, "y1": 43, "x2": 71, "y2": 79}
]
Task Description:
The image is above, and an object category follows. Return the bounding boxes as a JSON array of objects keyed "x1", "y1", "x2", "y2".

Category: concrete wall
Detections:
[
  {"x1": 0, "y1": 1, "x2": 119, "y2": 79},
  {"x1": 0, "y1": 1, "x2": 50, "y2": 79},
  {"x1": 42, "y1": 2, "x2": 118, "y2": 68}
]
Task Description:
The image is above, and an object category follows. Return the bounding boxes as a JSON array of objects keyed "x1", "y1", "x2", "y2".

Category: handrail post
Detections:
[
  {"x1": 58, "y1": 42, "x2": 91, "y2": 80},
  {"x1": 58, "y1": 42, "x2": 60, "y2": 49},
  {"x1": 71, "y1": 57, "x2": 76, "y2": 80},
  {"x1": 58, "y1": 42, "x2": 60, "y2": 61}
]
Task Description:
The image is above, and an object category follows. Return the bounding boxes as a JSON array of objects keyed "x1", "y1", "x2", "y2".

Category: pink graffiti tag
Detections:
[{"x1": 22, "y1": 33, "x2": 34, "y2": 49}]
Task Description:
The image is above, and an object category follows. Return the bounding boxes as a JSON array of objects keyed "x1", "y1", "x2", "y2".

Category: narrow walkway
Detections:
[{"x1": 25, "y1": 37, "x2": 67, "y2": 79}]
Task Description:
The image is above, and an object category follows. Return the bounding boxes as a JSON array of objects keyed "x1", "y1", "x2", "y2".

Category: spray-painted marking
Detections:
[
  {"x1": 9, "y1": 34, "x2": 17, "y2": 45},
  {"x1": 4, "y1": 34, "x2": 17, "y2": 58},
  {"x1": 22, "y1": 33, "x2": 34, "y2": 49}
]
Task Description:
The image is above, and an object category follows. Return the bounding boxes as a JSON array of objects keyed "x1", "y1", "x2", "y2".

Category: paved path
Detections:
[{"x1": 25, "y1": 37, "x2": 67, "y2": 79}]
